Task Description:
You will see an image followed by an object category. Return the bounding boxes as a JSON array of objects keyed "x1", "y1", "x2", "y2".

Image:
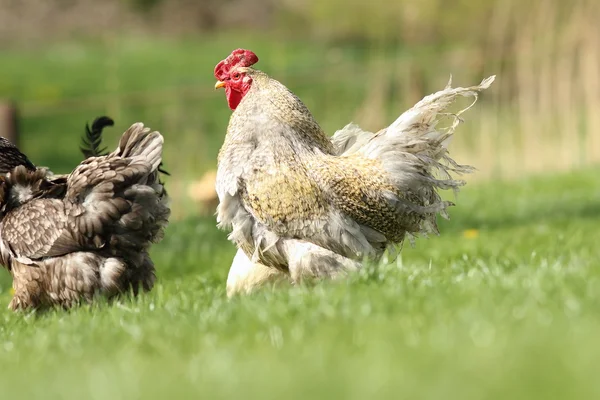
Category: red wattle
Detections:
[{"x1": 226, "y1": 87, "x2": 243, "y2": 110}]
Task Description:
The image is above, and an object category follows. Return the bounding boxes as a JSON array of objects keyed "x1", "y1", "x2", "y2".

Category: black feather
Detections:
[
  {"x1": 158, "y1": 164, "x2": 170, "y2": 176},
  {"x1": 0, "y1": 137, "x2": 36, "y2": 173},
  {"x1": 80, "y1": 116, "x2": 114, "y2": 158},
  {"x1": 80, "y1": 116, "x2": 170, "y2": 177}
]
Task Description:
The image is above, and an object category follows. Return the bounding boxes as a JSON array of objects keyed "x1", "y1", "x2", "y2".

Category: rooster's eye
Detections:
[{"x1": 233, "y1": 73, "x2": 240, "y2": 79}]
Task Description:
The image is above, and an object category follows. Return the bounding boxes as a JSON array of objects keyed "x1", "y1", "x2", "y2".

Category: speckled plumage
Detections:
[
  {"x1": 0, "y1": 138, "x2": 36, "y2": 174},
  {"x1": 216, "y1": 62, "x2": 494, "y2": 295},
  {"x1": 0, "y1": 123, "x2": 170, "y2": 310}
]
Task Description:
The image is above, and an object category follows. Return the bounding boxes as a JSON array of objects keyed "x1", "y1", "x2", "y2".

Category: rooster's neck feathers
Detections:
[{"x1": 232, "y1": 69, "x2": 335, "y2": 154}]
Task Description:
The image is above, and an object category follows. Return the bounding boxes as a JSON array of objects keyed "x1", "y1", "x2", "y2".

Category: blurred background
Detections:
[{"x1": 1, "y1": 0, "x2": 598, "y2": 219}]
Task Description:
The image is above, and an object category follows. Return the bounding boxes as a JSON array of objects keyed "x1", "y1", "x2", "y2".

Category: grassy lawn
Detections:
[{"x1": 0, "y1": 168, "x2": 598, "y2": 399}]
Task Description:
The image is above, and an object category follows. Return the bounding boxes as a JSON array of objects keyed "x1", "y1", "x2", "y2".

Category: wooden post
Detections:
[{"x1": 0, "y1": 101, "x2": 19, "y2": 146}]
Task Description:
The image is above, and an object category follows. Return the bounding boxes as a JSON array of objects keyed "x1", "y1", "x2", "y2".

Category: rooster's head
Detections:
[{"x1": 214, "y1": 49, "x2": 259, "y2": 110}]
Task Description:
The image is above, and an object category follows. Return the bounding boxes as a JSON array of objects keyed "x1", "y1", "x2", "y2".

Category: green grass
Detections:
[{"x1": 0, "y1": 168, "x2": 599, "y2": 399}]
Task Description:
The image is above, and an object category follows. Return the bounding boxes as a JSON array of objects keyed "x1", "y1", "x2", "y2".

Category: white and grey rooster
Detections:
[{"x1": 213, "y1": 48, "x2": 495, "y2": 296}]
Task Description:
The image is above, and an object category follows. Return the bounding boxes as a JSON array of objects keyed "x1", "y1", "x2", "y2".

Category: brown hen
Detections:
[{"x1": 0, "y1": 123, "x2": 169, "y2": 310}]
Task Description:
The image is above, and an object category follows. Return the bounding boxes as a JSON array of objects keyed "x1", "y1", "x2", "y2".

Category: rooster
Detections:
[
  {"x1": 214, "y1": 48, "x2": 495, "y2": 296},
  {"x1": 0, "y1": 122, "x2": 170, "y2": 310}
]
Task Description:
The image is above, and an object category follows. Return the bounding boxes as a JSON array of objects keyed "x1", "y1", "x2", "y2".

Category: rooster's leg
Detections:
[{"x1": 226, "y1": 249, "x2": 289, "y2": 297}]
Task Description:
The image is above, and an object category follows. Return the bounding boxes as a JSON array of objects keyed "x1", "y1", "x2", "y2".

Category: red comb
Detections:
[{"x1": 214, "y1": 49, "x2": 259, "y2": 80}]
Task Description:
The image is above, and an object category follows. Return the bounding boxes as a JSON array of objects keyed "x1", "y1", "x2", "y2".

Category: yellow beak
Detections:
[{"x1": 215, "y1": 80, "x2": 226, "y2": 90}]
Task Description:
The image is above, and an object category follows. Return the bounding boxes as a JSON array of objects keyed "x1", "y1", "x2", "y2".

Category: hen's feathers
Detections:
[
  {"x1": 0, "y1": 122, "x2": 170, "y2": 310},
  {"x1": 8, "y1": 252, "x2": 155, "y2": 310}
]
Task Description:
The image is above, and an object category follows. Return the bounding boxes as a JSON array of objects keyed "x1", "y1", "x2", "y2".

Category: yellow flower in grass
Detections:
[{"x1": 463, "y1": 229, "x2": 480, "y2": 239}]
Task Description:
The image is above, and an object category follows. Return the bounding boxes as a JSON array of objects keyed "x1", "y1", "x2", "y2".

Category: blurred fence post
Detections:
[{"x1": 0, "y1": 101, "x2": 19, "y2": 146}]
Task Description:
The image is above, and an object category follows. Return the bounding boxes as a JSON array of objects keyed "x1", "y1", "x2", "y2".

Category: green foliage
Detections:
[
  {"x1": 280, "y1": 0, "x2": 500, "y2": 44},
  {"x1": 0, "y1": 169, "x2": 599, "y2": 399}
]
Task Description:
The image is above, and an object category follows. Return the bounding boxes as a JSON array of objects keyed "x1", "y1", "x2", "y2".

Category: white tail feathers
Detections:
[
  {"x1": 330, "y1": 123, "x2": 375, "y2": 156},
  {"x1": 113, "y1": 123, "x2": 164, "y2": 171},
  {"x1": 386, "y1": 75, "x2": 496, "y2": 142},
  {"x1": 331, "y1": 76, "x2": 496, "y2": 158}
]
